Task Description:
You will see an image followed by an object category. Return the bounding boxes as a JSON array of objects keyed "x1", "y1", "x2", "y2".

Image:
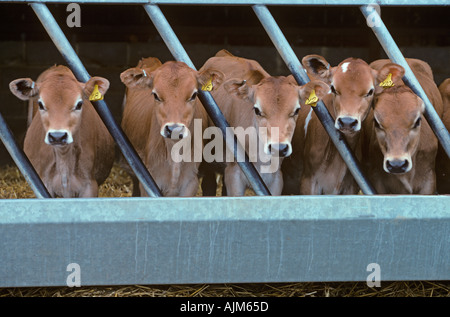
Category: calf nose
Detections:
[
  {"x1": 164, "y1": 124, "x2": 185, "y2": 139},
  {"x1": 337, "y1": 116, "x2": 359, "y2": 132},
  {"x1": 47, "y1": 131, "x2": 69, "y2": 145},
  {"x1": 386, "y1": 159, "x2": 409, "y2": 174},
  {"x1": 268, "y1": 143, "x2": 291, "y2": 157}
]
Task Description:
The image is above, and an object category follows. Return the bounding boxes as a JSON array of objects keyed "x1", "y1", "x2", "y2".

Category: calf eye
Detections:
[
  {"x1": 38, "y1": 100, "x2": 46, "y2": 111},
  {"x1": 152, "y1": 92, "x2": 162, "y2": 102},
  {"x1": 330, "y1": 85, "x2": 339, "y2": 95},
  {"x1": 74, "y1": 100, "x2": 83, "y2": 111},
  {"x1": 365, "y1": 88, "x2": 374, "y2": 97},
  {"x1": 188, "y1": 91, "x2": 198, "y2": 102},
  {"x1": 291, "y1": 108, "x2": 300, "y2": 117},
  {"x1": 374, "y1": 118, "x2": 382, "y2": 129},
  {"x1": 254, "y1": 107, "x2": 263, "y2": 116},
  {"x1": 413, "y1": 117, "x2": 421, "y2": 129}
]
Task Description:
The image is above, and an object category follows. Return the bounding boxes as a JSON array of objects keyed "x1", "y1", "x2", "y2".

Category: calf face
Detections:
[
  {"x1": 302, "y1": 55, "x2": 378, "y2": 134},
  {"x1": 372, "y1": 64, "x2": 424, "y2": 174},
  {"x1": 10, "y1": 67, "x2": 109, "y2": 147},
  {"x1": 373, "y1": 88, "x2": 424, "y2": 174},
  {"x1": 223, "y1": 76, "x2": 329, "y2": 157},
  {"x1": 120, "y1": 61, "x2": 223, "y2": 140}
]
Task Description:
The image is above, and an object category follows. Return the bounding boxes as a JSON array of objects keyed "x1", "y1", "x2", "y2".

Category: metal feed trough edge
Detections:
[
  {"x1": 0, "y1": 195, "x2": 449, "y2": 287},
  {"x1": 0, "y1": 0, "x2": 449, "y2": 286}
]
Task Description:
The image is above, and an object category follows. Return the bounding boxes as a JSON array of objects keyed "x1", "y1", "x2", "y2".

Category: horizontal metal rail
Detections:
[
  {"x1": 361, "y1": 5, "x2": 450, "y2": 158},
  {"x1": 30, "y1": 3, "x2": 163, "y2": 198},
  {"x1": 0, "y1": 195, "x2": 448, "y2": 287},
  {"x1": 2, "y1": 0, "x2": 450, "y2": 5},
  {"x1": 144, "y1": 4, "x2": 271, "y2": 196},
  {"x1": 253, "y1": 5, "x2": 376, "y2": 195},
  {"x1": 0, "y1": 113, "x2": 51, "y2": 198}
]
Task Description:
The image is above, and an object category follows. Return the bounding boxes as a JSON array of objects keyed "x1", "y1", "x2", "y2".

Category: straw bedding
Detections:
[{"x1": 0, "y1": 164, "x2": 448, "y2": 297}]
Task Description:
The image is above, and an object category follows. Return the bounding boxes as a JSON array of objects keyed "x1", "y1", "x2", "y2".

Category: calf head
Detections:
[
  {"x1": 121, "y1": 61, "x2": 223, "y2": 140},
  {"x1": 10, "y1": 66, "x2": 109, "y2": 147},
  {"x1": 302, "y1": 55, "x2": 378, "y2": 134},
  {"x1": 224, "y1": 76, "x2": 329, "y2": 157},
  {"x1": 372, "y1": 63, "x2": 424, "y2": 174}
]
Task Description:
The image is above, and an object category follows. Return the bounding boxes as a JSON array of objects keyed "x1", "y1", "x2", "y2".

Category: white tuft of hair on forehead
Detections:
[{"x1": 341, "y1": 62, "x2": 350, "y2": 73}]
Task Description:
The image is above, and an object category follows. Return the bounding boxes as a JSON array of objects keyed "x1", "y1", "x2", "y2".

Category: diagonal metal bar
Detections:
[
  {"x1": 253, "y1": 4, "x2": 376, "y2": 195},
  {"x1": 361, "y1": 5, "x2": 450, "y2": 159},
  {"x1": 143, "y1": 4, "x2": 271, "y2": 196},
  {"x1": 0, "y1": 113, "x2": 51, "y2": 198},
  {"x1": 30, "y1": 2, "x2": 162, "y2": 198}
]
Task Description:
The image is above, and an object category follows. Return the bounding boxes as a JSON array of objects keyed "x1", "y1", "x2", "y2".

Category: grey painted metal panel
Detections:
[{"x1": 0, "y1": 196, "x2": 448, "y2": 287}]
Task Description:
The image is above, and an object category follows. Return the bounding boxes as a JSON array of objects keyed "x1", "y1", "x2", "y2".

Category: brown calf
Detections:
[
  {"x1": 120, "y1": 58, "x2": 223, "y2": 197},
  {"x1": 200, "y1": 50, "x2": 328, "y2": 196},
  {"x1": 9, "y1": 65, "x2": 115, "y2": 197},
  {"x1": 436, "y1": 78, "x2": 450, "y2": 193},
  {"x1": 283, "y1": 55, "x2": 382, "y2": 195},
  {"x1": 364, "y1": 58, "x2": 443, "y2": 194}
]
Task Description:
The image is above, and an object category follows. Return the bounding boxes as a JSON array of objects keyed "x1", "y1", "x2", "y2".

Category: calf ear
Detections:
[
  {"x1": 417, "y1": 96, "x2": 425, "y2": 113},
  {"x1": 298, "y1": 80, "x2": 330, "y2": 106},
  {"x1": 223, "y1": 78, "x2": 255, "y2": 103},
  {"x1": 375, "y1": 63, "x2": 405, "y2": 93},
  {"x1": 197, "y1": 69, "x2": 224, "y2": 92},
  {"x1": 120, "y1": 67, "x2": 154, "y2": 89},
  {"x1": 137, "y1": 57, "x2": 162, "y2": 70},
  {"x1": 84, "y1": 76, "x2": 110, "y2": 98},
  {"x1": 301, "y1": 55, "x2": 334, "y2": 84},
  {"x1": 9, "y1": 78, "x2": 38, "y2": 101}
]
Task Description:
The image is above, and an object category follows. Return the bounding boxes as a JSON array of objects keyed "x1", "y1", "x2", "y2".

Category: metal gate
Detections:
[{"x1": 0, "y1": 0, "x2": 449, "y2": 287}]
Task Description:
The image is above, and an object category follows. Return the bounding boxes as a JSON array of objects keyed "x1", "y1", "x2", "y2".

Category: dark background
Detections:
[{"x1": 0, "y1": 3, "x2": 449, "y2": 166}]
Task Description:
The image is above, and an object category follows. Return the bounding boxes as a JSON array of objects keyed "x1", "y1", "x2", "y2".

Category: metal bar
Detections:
[
  {"x1": 0, "y1": 195, "x2": 448, "y2": 286},
  {"x1": 0, "y1": 113, "x2": 51, "y2": 198},
  {"x1": 30, "y1": 3, "x2": 162, "y2": 198},
  {"x1": 143, "y1": 4, "x2": 271, "y2": 196},
  {"x1": 253, "y1": 4, "x2": 376, "y2": 195},
  {"x1": 361, "y1": 5, "x2": 450, "y2": 159},
  {"x1": 2, "y1": 0, "x2": 449, "y2": 5}
]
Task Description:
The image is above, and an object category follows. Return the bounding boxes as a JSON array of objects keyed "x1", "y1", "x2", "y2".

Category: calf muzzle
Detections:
[
  {"x1": 336, "y1": 116, "x2": 359, "y2": 133},
  {"x1": 163, "y1": 123, "x2": 187, "y2": 139},
  {"x1": 386, "y1": 158, "x2": 410, "y2": 174},
  {"x1": 268, "y1": 143, "x2": 291, "y2": 157},
  {"x1": 47, "y1": 131, "x2": 69, "y2": 146}
]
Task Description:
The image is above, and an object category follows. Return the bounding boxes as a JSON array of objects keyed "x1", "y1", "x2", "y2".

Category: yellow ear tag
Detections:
[
  {"x1": 379, "y1": 73, "x2": 395, "y2": 88},
  {"x1": 201, "y1": 77, "x2": 213, "y2": 92},
  {"x1": 305, "y1": 89, "x2": 319, "y2": 107},
  {"x1": 89, "y1": 84, "x2": 103, "y2": 101}
]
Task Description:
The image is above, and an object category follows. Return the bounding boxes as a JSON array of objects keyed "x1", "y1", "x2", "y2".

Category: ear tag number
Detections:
[
  {"x1": 201, "y1": 77, "x2": 213, "y2": 92},
  {"x1": 379, "y1": 73, "x2": 395, "y2": 88},
  {"x1": 305, "y1": 89, "x2": 319, "y2": 107},
  {"x1": 89, "y1": 84, "x2": 103, "y2": 101}
]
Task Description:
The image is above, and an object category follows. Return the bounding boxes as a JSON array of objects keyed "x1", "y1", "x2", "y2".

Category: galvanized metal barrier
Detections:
[
  {"x1": 0, "y1": 1, "x2": 449, "y2": 287},
  {"x1": 1, "y1": 195, "x2": 448, "y2": 286}
]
